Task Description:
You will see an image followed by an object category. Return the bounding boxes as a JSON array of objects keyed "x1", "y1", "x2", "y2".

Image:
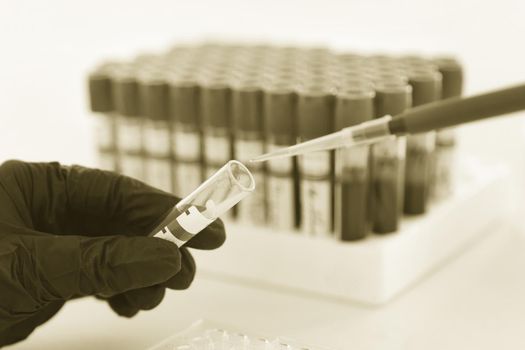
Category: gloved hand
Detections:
[{"x1": 0, "y1": 160, "x2": 225, "y2": 347}]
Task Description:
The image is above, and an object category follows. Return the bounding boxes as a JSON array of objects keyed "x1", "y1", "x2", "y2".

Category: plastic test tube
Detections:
[
  {"x1": 88, "y1": 64, "x2": 118, "y2": 171},
  {"x1": 297, "y1": 83, "x2": 335, "y2": 236},
  {"x1": 169, "y1": 77, "x2": 204, "y2": 197},
  {"x1": 334, "y1": 86, "x2": 375, "y2": 241},
  {"x1": 139, "y1": 69, "x2": 173, "y2": 192},
  {"x1": 432, "y1": 57, "x2": 463, "y2": 199},
  {"x1": 371, "y1": 81, "x2": 411, "y2": 234},
  {"x1": 405, "y1": 70, "x2": 442, "y2": 214},
  {"x1": 149, "y1": 160, "x2": 255, "y2": 246},
  {"x1": 263, "y1": 81, "x2": 299, "y2": 230},
  {"x1": 112, "y1": 65, "x2": 146, "y2": 181},
  {"x1": 232, "y1": 79, "x2": 267, "y2": 225}
]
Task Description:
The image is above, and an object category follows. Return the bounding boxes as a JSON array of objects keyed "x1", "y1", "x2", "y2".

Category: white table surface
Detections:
[{"x1": 6, "y1": 223, "x2": 525, "y2": 350}]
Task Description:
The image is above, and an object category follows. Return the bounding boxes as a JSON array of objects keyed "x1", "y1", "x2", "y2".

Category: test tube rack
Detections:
[
  {"x1": 193, "y1": 160, "x2": 510, "y2": 304},
  {"x1": 87, "y1": 41, "x2": 503, "y2": 305}
]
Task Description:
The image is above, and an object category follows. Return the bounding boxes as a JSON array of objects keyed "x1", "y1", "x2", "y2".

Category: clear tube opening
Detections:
[{"x1": 227, "y1": 160, "x2": 256, "y2": 192}]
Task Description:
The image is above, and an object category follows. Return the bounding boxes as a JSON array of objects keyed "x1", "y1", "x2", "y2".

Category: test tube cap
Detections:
[
  {"x1": 112, "y1": 66, "x2": 141, "y2": 117},
  {"x1": 200, "y1": 77, "x2": 231, "y2": 129},
  {"x1": 169, "y1": 77, "x2": 200, "y2": 126},
  {"x1": 296, "y1": 83, "x2": 335, "y2": 140},
  {"x1": 139, "y1": 70, "x2": 170, "y2": 120},
  {"x1": 408, "y1": 69, "x2": 443, "y2": 106},
  {"x1": 88, "y1": 69, "x2": 113, "y2": 113},
  {"x1": 335, "y1": 86, "x2": 375, "y2": 128},
  {"x1": 374, "y1": 81, "x2": 413, "y2": 117},
  {"x1": 433, "y1": 57, "x2": 464, "y2": 98},
  {"x1": 231, "y1": 80, "x2": 264, "y2": 133},
  {"x1": 263, "y1": 81, "x2": 297, "y2": 144}
]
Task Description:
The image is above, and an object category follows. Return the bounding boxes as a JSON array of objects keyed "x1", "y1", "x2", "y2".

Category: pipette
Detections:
[{"x1": 250, "y1": 83, "x2": 525, "y2": 162}]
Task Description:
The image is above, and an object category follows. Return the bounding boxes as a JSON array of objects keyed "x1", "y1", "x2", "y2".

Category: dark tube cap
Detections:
[
  {"x1": 112, "y1": 67, "x2": 141, "y2": 117},
  {"x1": 374, "y1": 82, "x2": 412, "y2": 117},
  {"x1": 169, "y1": 77, "x2": 200, "y2": 126},
  {"x1": 263, "y1": 82, "x2": 296, "y2": 143},
  {"x1": 231, "y1": 80, "x2": 263, "y2": 133},
  {"x1": 139, "y1": 70, "x2": 170, "y2": 120},
  {"x1": 200, "y1": 78, "x2": 231, "y2": 129},
  {"x1": 434, "y1": 57, "x2": 464, "y2": 98},
  {"x1": 335, "y1": 86, "x2": 375, "y2": 129},
  {"x1": 88, "y1": 68, "x2": 113, "y2": 113},
  {"x1": 408, "y1": 70, "x2": 443, "y2": 106},
  {"x1": 297, "y1": 84, "x2": 335, "y2": 140}
]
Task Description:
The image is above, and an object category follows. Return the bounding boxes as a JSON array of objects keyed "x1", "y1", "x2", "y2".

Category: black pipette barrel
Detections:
[{"x1": 388, "y1": 83, "x2": 525, "y2": 135}]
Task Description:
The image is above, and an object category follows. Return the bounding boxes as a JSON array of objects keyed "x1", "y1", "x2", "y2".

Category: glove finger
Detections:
[
  {"x1": 183, "y1": 218, "x2": 226, "y2": 250},
  {"x1": 0, "y1": 301, "x2": 64, "y2": 347},
  {"x1": 163, "y1": 247, "x2": 196, "y2": 290},
  {"x1": 30, "y1": 234, "x2": 181, "y2": 300},
  {"x1": 0, "y1": 160, "x2": 179, "y2": 236},
  {"x1": 107, "y1": 294, "x2": 139, "y2": 318},
  {"x1": 122, "y1": 285, "x2": 165, "y2": 311}
]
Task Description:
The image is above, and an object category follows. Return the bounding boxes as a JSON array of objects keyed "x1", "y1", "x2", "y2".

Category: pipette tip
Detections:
[{"x1": 248, "y1": 154, "x2": 276, "y2": 163}]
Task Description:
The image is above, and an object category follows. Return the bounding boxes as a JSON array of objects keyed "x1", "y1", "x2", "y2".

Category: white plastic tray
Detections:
[
  {"x1": 192, "y1": 159, "x2": 511, "y2": 305},
  {"x1": 147, "y1": 319, "x2": 330, "y2": 350}
]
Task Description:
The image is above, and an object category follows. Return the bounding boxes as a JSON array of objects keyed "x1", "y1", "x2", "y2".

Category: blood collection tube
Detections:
[
  {"x1": 169, "y1": 77, "x2": 204, "y2": 197},
  {"x1": 263, "y1": 81, "x2": 298, "y2": 230},
  {"x1": 149, "y1": 160, "x2": 255, "y2": 246},
  {"x1": 232, "y1": 79, "x2": 267, "y2": 225},
  {"x1": 334, "y1": 86, "x2": 375, "y2": 241},
  {"x1": 371, "y1": 81, "x2": 411, "y2": 234},
  {"x1": 405, "y1": 69, "x2": 442, "y2": 214},
  {"x1": 432, "y1": 57, "x2": 464, "y2": 198},
  {"x1": 297, "y1": 83, "x2": 335, "y2": 236},
  {"x1": 88, "y1": 63, "x2": 118, "y2": 171},
  {"x1": 112, "y1": 65, "x2": 146, "y2": 181},
  {"x1": 139, "y1": 69, "x2": 173, "y2": 192},
  {"x1": 200, "y1": 77, "x2": 232, "y2": 177},
  {"x1": 200, "y1": 77, "x2": 233, "y2": 219}
]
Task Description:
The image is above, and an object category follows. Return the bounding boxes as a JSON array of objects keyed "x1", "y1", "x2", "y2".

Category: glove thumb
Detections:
[{"x1": 29, "y1": 234, "x2": 181, "y2": 300}]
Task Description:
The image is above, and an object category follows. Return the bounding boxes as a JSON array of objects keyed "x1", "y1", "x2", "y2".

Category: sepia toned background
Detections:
[{"x1": 1, "y1": 1, "x2": 525, "y2": 349}]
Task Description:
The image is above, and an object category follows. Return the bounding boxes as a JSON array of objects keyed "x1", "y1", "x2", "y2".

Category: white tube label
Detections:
[
  {"x1": 235, "y1": 139, "x2": 266, "y2": 225},
  {"x1": 143, "y1": 120, "x2": 171, "y2": 157},
  {"x1": 267, "y1": 144, "x2": 293, "y2": 175},
  {"x1": 204, "y1": 134, "x2": 230, "y2": 164},
  {"x1": 373, "y1": 138, "x2": 400, "y2": 158},
  {"x1": 174, "y1": 162, "x2": 202, "y2": 197},
  {"x1": 116, "y1": 117, "x2": 142, "y2": 153},
  {"x1": 173, "y1": 129, "x2": 200, "y2": 161},
  {"x1": 407, "y1": 132, "x2": 436, "y2": 152},
  {"x1": 237, "y1": 170, "x2": 266, "y2": 225},
  {"x1": 300, "y1": 151, "x2": 332, "y2": 236},
  {"x1": 235, "y1": 139, "x2": 264, "y2": 164},
  {"x1": 338, "y1": 145, "x2": 368, "y2": 169},
  {"x1": 94, "y1": 114, "x2": 114, "y2": 150},
  {"x1": 266, "y1": 144, "x2": 295, "y2": 230},
  {"x1": 176, "y1": 205, "x2": 214, "y2": 234},
  {"x1": 153, "y1": 227, "x2": 187, "y2": 247},
  {"x1": 267, "y1": 175, "x2": 295, "y2": 230},
  {"x1": 145, "y1": 158, "x2": 172, "y2": 193},
  {"x1": 301, "y1": 178, "x2": 331, "y2": 236}
]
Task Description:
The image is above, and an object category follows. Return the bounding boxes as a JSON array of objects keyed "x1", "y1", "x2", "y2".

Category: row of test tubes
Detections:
[{"x1": 88, "y1": 42, "x2": 463, "y2": 241}]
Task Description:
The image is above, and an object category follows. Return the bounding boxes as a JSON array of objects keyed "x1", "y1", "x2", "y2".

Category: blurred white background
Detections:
[
  {"x1": 2, "y1": 2, "x2": 525, "y2": 349},
  {"x1": 1, "y1": 0, "x2": 524, "y2": 193}
]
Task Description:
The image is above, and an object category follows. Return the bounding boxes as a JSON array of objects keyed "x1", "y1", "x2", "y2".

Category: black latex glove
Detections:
[{"x1": 0, "y1": 160, "x2": 225, "y2": 347}]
